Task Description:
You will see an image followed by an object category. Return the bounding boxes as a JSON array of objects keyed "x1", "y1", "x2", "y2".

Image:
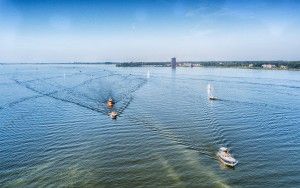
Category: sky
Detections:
[{"x1": 1, "y1": 0, "x2": 300, "y2": 63}]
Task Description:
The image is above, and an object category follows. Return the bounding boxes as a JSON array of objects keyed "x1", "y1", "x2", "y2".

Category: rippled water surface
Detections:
[{"x1": 0, "y1": 64, "x2": 299, "y2": 187}]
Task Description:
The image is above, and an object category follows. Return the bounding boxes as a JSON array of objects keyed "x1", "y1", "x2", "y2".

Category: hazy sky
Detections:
[{"x1": 1, "y1": 0, "x2": 300, "y2": 63}]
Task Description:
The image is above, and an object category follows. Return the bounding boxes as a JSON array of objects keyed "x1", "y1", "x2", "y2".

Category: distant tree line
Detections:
[
  {"x1": 195, "y1": 61, "x2": 300, "y2": 69},
  {"x1": 116, "y1": 62, "x2": 168, "y2": 67},
  {"x1": 116, "y1": 61, "x2": 300, "y2": 69}
]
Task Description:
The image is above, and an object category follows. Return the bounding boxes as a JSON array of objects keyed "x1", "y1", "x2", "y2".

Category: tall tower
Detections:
[{"x1": 171, "y1": 57, "x2": 176, "y2": 69}]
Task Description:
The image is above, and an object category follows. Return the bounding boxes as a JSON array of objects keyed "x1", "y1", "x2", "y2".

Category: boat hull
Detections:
[
  {"x1": 107, "y1": 103, "x2": 114, "y2": 108},
  {"x1": 217, "y1": 153, "x2": 238, "y2": 167}
]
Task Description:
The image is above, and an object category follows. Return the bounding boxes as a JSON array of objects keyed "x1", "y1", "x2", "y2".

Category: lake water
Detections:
[{"x1": 0, "y1": 64, "x2": 299, "y2": 187}]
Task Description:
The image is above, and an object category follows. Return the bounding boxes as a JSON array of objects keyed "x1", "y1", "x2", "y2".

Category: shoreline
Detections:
[{"x1": 1, "y1": 62, "x2": 299, "y2": 71}]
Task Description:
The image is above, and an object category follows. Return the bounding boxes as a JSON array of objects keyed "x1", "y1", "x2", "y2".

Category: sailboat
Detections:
[
  {"x1": 207, "y1": 84, "x2": 217, "y2": 100},
  {"x1": 147, "y1": 70, "x2": 150, "y2": 79}
]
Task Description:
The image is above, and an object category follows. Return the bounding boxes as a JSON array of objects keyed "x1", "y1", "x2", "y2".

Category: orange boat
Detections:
[{"x1": 107, "y1": 98, "x2": 115, "y2": 108}]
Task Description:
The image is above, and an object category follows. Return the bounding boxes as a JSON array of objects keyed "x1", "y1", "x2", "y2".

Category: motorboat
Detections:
[
  {"x1": 217, "y1": 147, "x2": 238, "y2": 167},
  {"x1": 110, "y1": 111, "x2": 118, "y2": 119},
  {"x1": 107, "y1": 98, "x2": 115, "y2": 108}
]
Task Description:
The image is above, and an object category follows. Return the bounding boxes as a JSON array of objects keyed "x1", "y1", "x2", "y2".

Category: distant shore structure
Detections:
[
  {"x1": 262, "y1": 64, "x2": 276, "y2": 69},
  {"x1": 114, "y1": 61, "x2": 300, "y2": 69},
  {"x1": 171, "y1": 57, "x2": 176, "y2": 69}
]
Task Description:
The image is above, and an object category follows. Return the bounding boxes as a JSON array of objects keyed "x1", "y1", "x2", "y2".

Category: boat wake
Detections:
[
  {"x1": 7, "y1": 70, "x2": 146, "y2": 117},
  {"x1": 128, "y1": 114, "x2": 217, "y2": 160}
]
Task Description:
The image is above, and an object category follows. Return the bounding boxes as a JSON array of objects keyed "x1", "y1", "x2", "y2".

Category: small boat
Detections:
[
  {"x1": 107, "y1": 98, "x2": 115, "y2": 108},
  {"x1": 217, "y1": 147, "x2": 238, "y2": 167},
  {"x1": 110, "y1": 111, "x2": 118, "y2": 119}
]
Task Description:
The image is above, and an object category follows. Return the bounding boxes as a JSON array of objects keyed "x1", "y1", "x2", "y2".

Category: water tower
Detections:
[{"x1": 171, "y1": 57, "x2": 176, "y2": 69}]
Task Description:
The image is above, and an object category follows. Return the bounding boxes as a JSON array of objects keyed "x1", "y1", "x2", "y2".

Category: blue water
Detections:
[{"x1": 0, "y1": 64, "x2": 299, "y2": 187}]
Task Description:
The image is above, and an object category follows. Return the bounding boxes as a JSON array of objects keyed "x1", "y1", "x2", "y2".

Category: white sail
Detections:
[
  {"x1": 207, "y1": 84, "x2": 218, "y2": 100},
  {"x1": 207, "y1": 84, "x2": 214, "y2": 98},
  {"x1": 147, "y1": 70, "x2": 150, "y2": 79}
]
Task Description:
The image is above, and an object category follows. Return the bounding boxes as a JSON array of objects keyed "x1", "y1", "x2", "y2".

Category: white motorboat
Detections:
[
  {"x1": 110, "y1": 111, "x2": 118, "y2": 119},
  {"x1": 217, "y1": 147, "x2": 238, "y2": 167}
]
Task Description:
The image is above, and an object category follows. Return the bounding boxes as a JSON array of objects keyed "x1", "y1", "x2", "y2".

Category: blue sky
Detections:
[{"x1": 1, "y1": 0, "x2": 300, "y2": 62}]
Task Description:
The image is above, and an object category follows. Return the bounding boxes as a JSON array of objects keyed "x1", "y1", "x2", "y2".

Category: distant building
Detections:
[
  {"x1": 171, "y1": 57, "x2": 176, "y2": 69},
  {"x1": 249, "y1": 64, "x2": 254, "y2": 68},
  {"x1": 280, "y1": 65, "x2": 287, "y2": 69},
  {"x1": 262, "y1": 64, "x2": 276, "y2": 69}
]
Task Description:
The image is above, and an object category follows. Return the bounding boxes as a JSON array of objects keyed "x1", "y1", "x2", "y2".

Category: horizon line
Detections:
[{"x1": 1, "y1": 60, "x2": 300, "y2": 64}]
